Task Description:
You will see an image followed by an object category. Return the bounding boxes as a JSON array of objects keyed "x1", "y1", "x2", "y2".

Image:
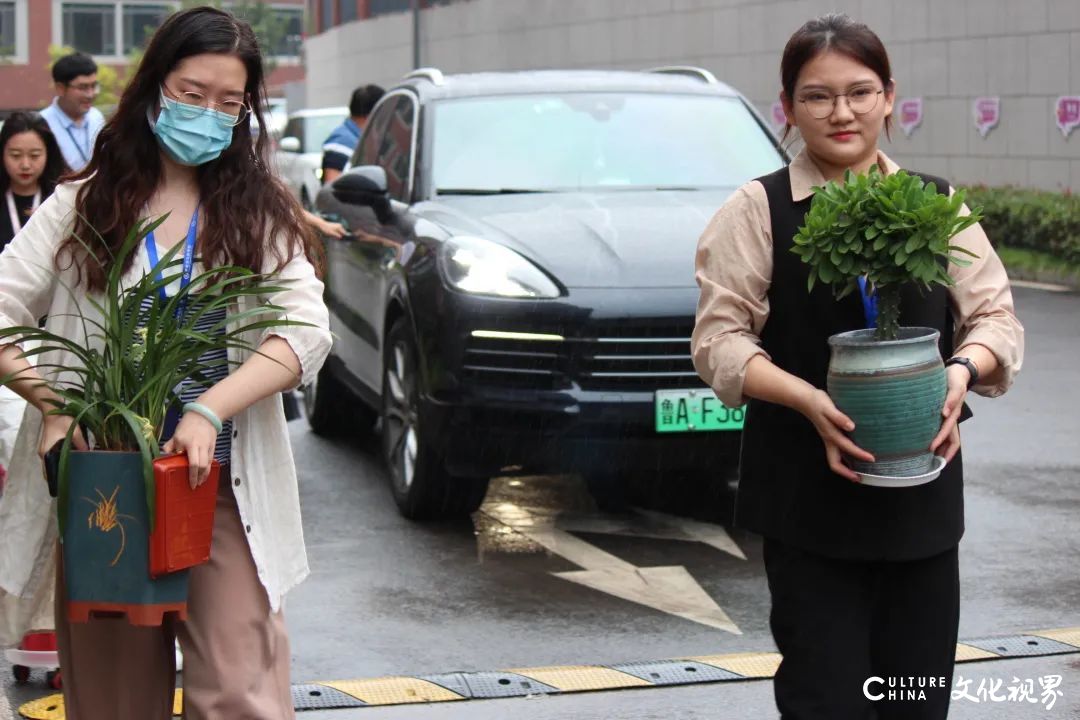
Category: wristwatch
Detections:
[{"x1": 945, "y1": 356, "x2": 979, "y2": 389}]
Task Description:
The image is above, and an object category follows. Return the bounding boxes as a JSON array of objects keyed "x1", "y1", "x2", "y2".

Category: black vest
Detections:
[{"x1": 736, "y1": 166, "x2": 967, "y2": 561}]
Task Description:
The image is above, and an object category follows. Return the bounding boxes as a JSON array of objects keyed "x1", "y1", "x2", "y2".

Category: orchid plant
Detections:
[{"x1": 0, "y1": 214, "x2": 312, "y2": 532}]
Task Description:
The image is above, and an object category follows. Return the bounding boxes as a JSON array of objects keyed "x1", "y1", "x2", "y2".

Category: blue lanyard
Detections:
[
  {"x1": 64, "y1": 124, "x2": 90, "y2": 164},
  {"x1": 145, "y1": 207, "x2": 199, "y2": 320},
  {"x1": 858, "y1": 276, "x2": 878, "y2": 330}
]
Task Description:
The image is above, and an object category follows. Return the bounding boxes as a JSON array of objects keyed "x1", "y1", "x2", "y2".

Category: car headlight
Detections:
[
  {"x1": 439, "y1": 236, "x2": 560, "y2": 298},
  {"x1": 312, "y1": 167, "x2": 323, "y2": 181}
]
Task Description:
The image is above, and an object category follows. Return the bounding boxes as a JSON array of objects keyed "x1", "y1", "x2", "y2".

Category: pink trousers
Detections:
[{"x1": 55, "y1": 479, "x2": 295, "y2": 720}]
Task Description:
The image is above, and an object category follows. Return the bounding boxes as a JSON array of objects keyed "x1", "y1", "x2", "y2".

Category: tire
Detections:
[
  {"x1": 302, "y1": 361, "x2": 376, "y2": 438},
  {"x1": 13, "y1": 664, "x2": 29, "y2": 684},
  {"x1": 382, "y1": 318, "x2": 489, "y2": 520},
  {"x1": 46, "y1": 669, "x2": 62, "y2": 690}
]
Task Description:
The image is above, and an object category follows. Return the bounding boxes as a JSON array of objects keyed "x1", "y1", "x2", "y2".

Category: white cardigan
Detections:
[{"x1": 0, "y1": 182, "x2": 332, "y2": 646}]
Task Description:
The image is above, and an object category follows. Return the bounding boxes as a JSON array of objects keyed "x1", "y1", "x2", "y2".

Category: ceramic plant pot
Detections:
[{"x1": 827, "y1": 327, "x2": 946, "y2": 479}]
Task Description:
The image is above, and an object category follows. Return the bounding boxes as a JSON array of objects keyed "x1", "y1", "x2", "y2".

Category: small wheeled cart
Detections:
[{"x1": 5, "y1": 630, "x2": 61, "y2": 689}]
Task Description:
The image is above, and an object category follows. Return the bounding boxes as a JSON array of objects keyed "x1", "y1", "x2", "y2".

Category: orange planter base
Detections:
[{"x1": 67, "y1": 601, "x2": 188, "y2": 626}]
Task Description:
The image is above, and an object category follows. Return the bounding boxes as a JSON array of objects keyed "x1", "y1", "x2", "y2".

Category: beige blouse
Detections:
[{"x1": 692, "y1": 150, "x2": 1025, "y2": 409}]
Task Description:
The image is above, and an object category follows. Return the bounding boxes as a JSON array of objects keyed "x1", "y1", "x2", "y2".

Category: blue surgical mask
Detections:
[{"x1": 148, "y1": 91, "x2": 235, "y2": 166}]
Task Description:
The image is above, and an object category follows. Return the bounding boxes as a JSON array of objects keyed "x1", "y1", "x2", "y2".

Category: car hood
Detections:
[{"x1": 417, "y1": 189, "x2": 735, "y2": 289}]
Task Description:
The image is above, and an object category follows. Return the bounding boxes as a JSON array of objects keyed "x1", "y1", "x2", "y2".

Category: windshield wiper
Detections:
[{"x1": 435, "y1": 188, "x2": 552, "y2": 196}]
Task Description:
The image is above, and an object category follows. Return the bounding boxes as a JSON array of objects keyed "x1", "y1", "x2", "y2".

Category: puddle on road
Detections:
[{"x1": 470, "y1": 475, "x2": 745, "y2": 632}]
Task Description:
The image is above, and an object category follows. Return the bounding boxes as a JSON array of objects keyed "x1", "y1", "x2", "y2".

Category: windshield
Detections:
[
  {"x1": 430, "y1": 93, "x2": 783, "y2": 194},
  {"x1": 304, "y1": 113, "x2": 347, "y2": 154}
]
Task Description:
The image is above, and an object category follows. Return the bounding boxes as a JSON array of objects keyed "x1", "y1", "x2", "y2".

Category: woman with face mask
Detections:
[
  {"x1": 692, "y1": 14, "x2": 1023, "y2": 720},
  {"x1": 0, "y1": 8, "x2": 330, "y2": 719},
  {"x1": 0, "y1": 112, "x2": 68, "y2": 251}
]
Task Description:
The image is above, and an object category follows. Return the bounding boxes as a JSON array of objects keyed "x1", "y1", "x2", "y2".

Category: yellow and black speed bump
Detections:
[{"x1": 17, "y1": 626, "x2": 1080, "y2": 717}]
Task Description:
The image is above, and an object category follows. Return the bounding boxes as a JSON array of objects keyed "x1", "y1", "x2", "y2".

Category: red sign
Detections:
[
  {"x1": 1056, "y1": 96, "x2": 1080, "y2": 138},
  {"x1": 973, "y1": 97, "x2": 1000, "y2": 138},
  {"x1": 898, "y1": 98, "x2": 923, "y2": 138}
]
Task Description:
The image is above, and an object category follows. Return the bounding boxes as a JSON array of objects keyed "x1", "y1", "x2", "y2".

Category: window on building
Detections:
[
  {"x1": 273, "y1": 7, "x2": 304, "y2": 56},
  {"x1": 369, "y1": 0, "x2": 410, "y2": 18},
  {"x1": 122, "y1": 4, "x2": 171, "y2": 54},
  {"x1": 62, "y1": 3, "x2": 117, "y2": 56},
  {"x1": 338, "y1": 0, "x2": 356, "y2": 23},
  {"x1": 0, "y1": 2, "x2": 15, "y2": 57}
]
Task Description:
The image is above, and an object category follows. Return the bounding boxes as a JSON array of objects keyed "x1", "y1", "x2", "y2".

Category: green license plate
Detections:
[{"x1": 654, "y1": 388, "x2": 746, "y2": 433}]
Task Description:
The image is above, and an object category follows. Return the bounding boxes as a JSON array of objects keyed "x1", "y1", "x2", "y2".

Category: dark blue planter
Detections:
[{"x1": 61, "y1": 451, "x2": 190, "y2": 625}]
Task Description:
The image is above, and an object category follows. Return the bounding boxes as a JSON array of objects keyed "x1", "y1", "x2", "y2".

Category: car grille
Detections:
[{"x1": 462, "y1": 320, "x2": 704, "y2": 392}]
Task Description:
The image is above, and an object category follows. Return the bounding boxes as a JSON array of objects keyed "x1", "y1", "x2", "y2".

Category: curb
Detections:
[
  {"x1": 16, "y1": 627, "x2": 1080, "y2": 717},
  {"x1": 1006, "y1": 269, "x2": 1080, "y2": 292}
]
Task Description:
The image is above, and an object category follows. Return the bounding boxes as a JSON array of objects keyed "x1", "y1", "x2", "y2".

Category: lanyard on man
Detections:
[{"x1": 64, "y1": 123, "x2": 91, "y2": 165}]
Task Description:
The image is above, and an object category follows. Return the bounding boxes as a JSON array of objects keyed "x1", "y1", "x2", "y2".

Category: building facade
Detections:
[
  {"x1": 0, "y1": 0, "x2": 307, "y2": 113},
  {"x1": 302, "y1": 0, "x2": 1080, "y2": 191}
]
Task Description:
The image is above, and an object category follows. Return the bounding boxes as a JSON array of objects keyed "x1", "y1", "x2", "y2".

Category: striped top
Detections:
[{"x1": 137, "y1": 295, "x2": 233, "y2": 465}]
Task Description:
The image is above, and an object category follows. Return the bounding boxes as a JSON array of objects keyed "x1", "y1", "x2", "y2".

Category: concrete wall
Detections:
[{"x1": 305, "y1": 0, "x2": 1080, "y2": 191}]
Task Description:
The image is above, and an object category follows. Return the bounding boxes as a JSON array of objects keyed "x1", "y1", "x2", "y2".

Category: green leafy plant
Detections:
[
  {"x1": 0, "y1": 215, "x2": 311, "y2": 532},
  {"x1": 792, "y1": 167, "x2": 982, "y2": 340},
  {"x1": 962, "y1": 184, "x2": 1080, "y2": 266}
]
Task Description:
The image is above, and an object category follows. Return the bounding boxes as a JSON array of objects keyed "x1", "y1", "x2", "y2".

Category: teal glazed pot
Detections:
[
  {"x1": 827, "y1": 327, "x2": 947, "y2": 478},
  {"x1": 61, "y1": 451, "x2": 189, "y2": 625}
]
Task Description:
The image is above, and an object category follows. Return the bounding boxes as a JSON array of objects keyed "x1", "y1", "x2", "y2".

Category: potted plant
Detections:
[
  {"x1": 792, "y1": 168, "x2": 981, "y2": 483},
  {"x1": 0, "y1": 215, "x2": 310, "y2": 625}
]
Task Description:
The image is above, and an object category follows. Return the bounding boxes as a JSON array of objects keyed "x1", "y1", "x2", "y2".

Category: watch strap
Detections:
[{"x1": 945, "y1": 357, "x2": 979, "y2": 389}]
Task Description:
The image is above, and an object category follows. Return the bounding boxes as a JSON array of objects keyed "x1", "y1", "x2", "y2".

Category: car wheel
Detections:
[
  {"x1": 302, "y1": 361, "x2": 376, "y2": 438},
  {"x1": 382, "y1": 318, "x2": 489, "y2": 520}
]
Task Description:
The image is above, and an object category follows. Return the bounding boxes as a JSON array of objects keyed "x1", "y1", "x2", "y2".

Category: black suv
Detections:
[{"x1": 309, "y1": 67, "x2": 785, "y2": 520}]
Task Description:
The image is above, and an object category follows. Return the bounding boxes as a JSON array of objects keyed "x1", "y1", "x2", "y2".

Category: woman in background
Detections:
[{"x1": 0, "y1": 112, "x2": 68, "y2": 250}]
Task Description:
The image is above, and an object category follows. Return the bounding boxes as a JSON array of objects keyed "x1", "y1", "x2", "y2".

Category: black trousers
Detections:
[{"x1": 763, "y1": 539, "x2": 960, "y2": 720}]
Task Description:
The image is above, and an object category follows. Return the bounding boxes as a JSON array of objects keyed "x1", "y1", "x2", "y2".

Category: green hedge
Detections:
[{"x1": 961, "y1": 185, "x2": 1080, "y2": 266}]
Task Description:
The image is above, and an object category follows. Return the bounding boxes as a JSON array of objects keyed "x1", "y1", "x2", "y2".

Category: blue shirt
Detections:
[
  {"x1": 321, "y1": 118, "x2": 362, "y2": 172},
  {"x1": 40, "y1": 98, "x2": 105, "y2": 172}
]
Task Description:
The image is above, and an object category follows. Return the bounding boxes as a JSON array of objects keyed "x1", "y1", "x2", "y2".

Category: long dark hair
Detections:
[
  {"x1": 60, "y1": 7, "x2": 317, "y2": 291},
  {"x1": 779, "y1": 13, "x2": 894, "y2": 142},
  {"x1": 0, "y1": 112, "x2": 68, "y2": 198}
]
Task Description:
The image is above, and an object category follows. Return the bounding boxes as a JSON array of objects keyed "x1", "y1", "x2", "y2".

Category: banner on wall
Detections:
[
  {"x1": 898, "y1": 97, "x2": 923, "y2": 138},
  {"x1": 973, "y1": 97, "x2": 1000, "y2": 138},
  {"x1": 1056, "y1": 96, "x2": 1080, "y2": 139}
]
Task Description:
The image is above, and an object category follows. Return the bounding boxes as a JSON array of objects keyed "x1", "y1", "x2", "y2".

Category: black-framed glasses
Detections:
[
  {"x1": 161, "y1": 85, "x2": 250, "y2": 127},
  {"x1": 797, "y1": 87, "x2": 884, "y2": 119},
  {"x1": 67, "y1": 81, "x2": 100, "y2": 94}
]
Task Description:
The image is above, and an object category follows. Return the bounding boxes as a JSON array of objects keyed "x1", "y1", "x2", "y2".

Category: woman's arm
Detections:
[
  {"x1": 0, "y1": 184, "x2": 87, "y2": 456},
  {"x1": 929, "y1": 196, "x2": 1024, "y2": 461},
  {"x1": 691, "y1": 181, "x2": 873, "y2": 482},
  {"x1": 164, "y1": 238, "x2": 333, "y2": 487},
  {"x1": 0, "y1": 344, "x2": 89, "y2": 455}
]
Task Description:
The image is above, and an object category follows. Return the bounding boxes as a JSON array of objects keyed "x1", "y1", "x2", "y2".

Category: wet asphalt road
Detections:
[{"x1": 3, "y1": 285, "x2": 1079, "y2": 719}]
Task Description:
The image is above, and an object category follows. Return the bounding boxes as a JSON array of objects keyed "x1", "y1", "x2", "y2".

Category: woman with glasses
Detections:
[
  {"x1": 0, "y1": 8, "x2": 329, "y2": 719},
  {"x1": 0, "y1": 112, "x2": 68, "y2": 250},
  {"x1": 692, "y1": 14, "x2": 1022, "y2": 719}
]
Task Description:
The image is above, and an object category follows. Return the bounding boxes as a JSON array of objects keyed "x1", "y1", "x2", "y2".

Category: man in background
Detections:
[
  {"x1": 40, "y1": 53, "x2": 105, "y2": 173},
  {"x1": 320, "y1": 84, "x2": 384, "y2": 185}
]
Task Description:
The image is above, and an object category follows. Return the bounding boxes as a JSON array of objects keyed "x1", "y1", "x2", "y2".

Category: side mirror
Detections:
[
  {"x1": 332, "y1": 165, "x2": 390, "y2": 215},
  {"x1": 279, "y1": 136, "x2": 301, "y2": 153}
]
